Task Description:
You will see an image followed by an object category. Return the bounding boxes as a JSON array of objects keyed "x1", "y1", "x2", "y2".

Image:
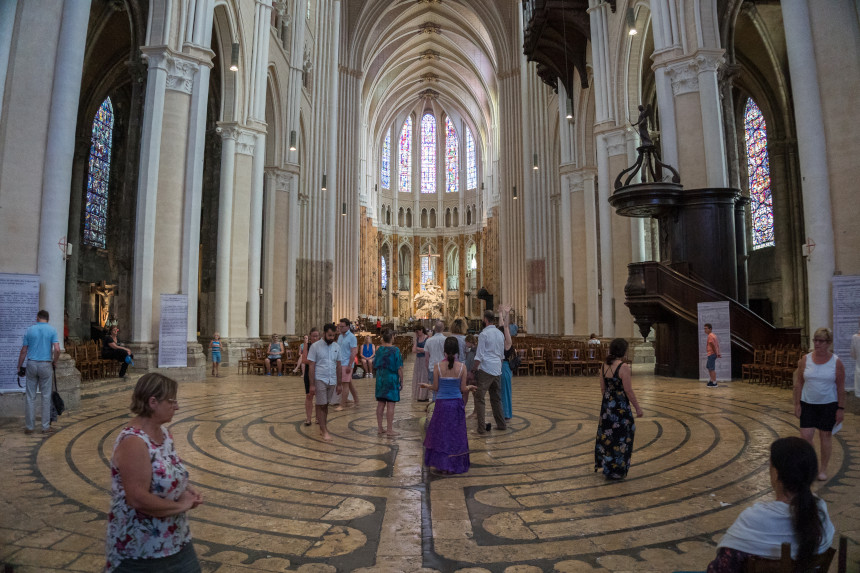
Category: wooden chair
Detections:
[
  {"x1": 752, "y1": 349, "x2": 774, "y2": 385},
  {"x1": 568, "y1": 347, "x2": 583, "y2": 376},
  {"x1": 69, "y1": 344, "x2": 91, "y2": 381},
  {"x1": 237, "y1": 348, "x2": 253, "y2": 375},
  {"x1": 742, "y1": 348, "x2": 762, "y2": 384},
  {"x1": 282, "y1": 348, "x2": 298, "y2": 373},
  {"x1": 515, "y1": 348, "x2": 530, "y2": 376},
  {"x1": 251, "y1": 347, "x2": 267, "y2": 375},
  {"x1": 744, "y1": 542, "x2": 835, "y2": 573},
  {"x1": 762, "y1": 349, "x2": 786, "y2": 386},
  {"x1": 584, "y1": 346, "x2": 601, "y2": 376},
  {"x1": 531, "y1": 347, "x2": 547, "y2": 375},
  {"x1": 550, "y1": 348, "x2": 567, "y2": 376}
]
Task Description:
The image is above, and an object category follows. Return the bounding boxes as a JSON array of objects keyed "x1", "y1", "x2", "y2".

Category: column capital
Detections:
[
  {"x1": 666, "y1": 59, "x2": 700, "y2": 95},
  {"x1": 603, "y1": 127, "x2": 632, "y2": 156},
  {"x1": 165, "y1": 55, "x2": 199, "y2": 94}
]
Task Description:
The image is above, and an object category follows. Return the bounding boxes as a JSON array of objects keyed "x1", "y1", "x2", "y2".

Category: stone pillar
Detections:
[
  {"x1": 559, "y1": 173, "x2": 575, "y2": 336},
  {"x1": 782, "y1": 0, "x2": 836, "y2": 332},
  {"x1": 587, "y1": 0, "x2": 613, "y2": 124},
  {"x1": 581, "y1": 171, "x2": 600, "y2": 335},
  {"x1": 695, "y1": 51, "x2": 728, "y2": 188},
  {"x1": 215, "y1": 126, "x2": 237, "y2": 338},
  {"x1": 0, "y1": 0, "x2": 18, "y2": 122},
  {"x1": 596, "y1": 133, "x2": 615, "y2": 337},
  {"x1": 64, "y1": 139, "x2": 89, "y2": 340},
  {"x1": 734, "y1": 197, "x2": 750, "y2": 305},
  {"x1": 37, "y1": 0, "x2": 92, "y2": 347}
]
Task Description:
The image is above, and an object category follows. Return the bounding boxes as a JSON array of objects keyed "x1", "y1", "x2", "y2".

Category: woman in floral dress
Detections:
[
  {"x1": 105, "y1": 373, "x2": 203, "y2": 572},
  {"x1": 594, "y1": 338, "x2": 643, "y2": 480}
]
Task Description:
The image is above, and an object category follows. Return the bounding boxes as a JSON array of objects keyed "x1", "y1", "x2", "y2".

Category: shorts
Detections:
[
  {"x1": 799, "y1": 401, "x2": 838, "y2": 432},
  {"x1": 706, "y1": 354, "x2": 717, "y2": 371},
  {"x1": 268, "y1": 355, "x2": 281, "y2": 361},
  {"x1": 211, "y1": 351, "x2": 221, "y2": 363},
  {"x1": 304, "y1": 368, "x2": 311, "y2": 394},
  {"x1": 340, "y1": 365, "x2": 353, "y2": 383},
  {"x1": 314, "y1": 380, "x2": 338, "y2": 405}
]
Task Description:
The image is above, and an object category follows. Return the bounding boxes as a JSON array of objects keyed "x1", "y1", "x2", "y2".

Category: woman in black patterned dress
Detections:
[{"x1": 594, "y1": 338, "x2": 643, "y2": 480}]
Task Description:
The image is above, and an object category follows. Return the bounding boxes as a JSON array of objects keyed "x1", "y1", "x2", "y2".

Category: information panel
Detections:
[
  {"x1": 0, "y1": 274, "x2": 40, "y2": 393},
  {"x1": 697, "y1": 301, "x2": 732, "y2": 382},
  {"x1": 833, "y1": 276, "x2": 860, "y2": 394},
  {"x1": 158, "y1": 294, "x2": 188, "y2": 368}
]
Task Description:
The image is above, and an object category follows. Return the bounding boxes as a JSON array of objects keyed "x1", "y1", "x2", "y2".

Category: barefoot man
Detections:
[{"x1": 307, "y1": 323, "x2": 341, "y2": 441}]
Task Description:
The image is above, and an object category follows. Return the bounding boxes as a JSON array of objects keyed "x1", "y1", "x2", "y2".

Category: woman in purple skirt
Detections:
[{"x1": 420, "y1": 337, "x2": 477, "y2": 474}]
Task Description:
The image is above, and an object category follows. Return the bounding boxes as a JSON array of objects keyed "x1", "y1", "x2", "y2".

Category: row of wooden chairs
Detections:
[
  {"x1": 741, "y1": 347, "x2": 805, "y2": 388},
  {"x1": 514, "y1": 345, "x2": 607, "y2": 377},
  {"x1": 237, "y1": 347, "x2": 300, "y2": 375},
  {"x1": 67, "y1": 340, "x2": 120, "y2": 381}
]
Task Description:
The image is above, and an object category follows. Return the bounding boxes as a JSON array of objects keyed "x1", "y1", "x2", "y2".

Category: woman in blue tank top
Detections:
[{"x1": 420, "y1": 337, "x2": 478, "y2": 474}]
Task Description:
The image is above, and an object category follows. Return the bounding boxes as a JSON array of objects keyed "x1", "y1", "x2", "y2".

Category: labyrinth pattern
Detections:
[{"x1": 1, "y1": 361, "x2": 858, "y2": 573}]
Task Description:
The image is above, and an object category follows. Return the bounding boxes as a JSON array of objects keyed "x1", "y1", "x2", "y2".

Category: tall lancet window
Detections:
[
  {"x1": 381, "y1": 130, "x2": 391, "y2": 189},
  {"x1": 84, "y1": 97, "x2": 114, "y2": 248},
  {"x1": 744, "y1": 98, "x2": 774, "y2": 249},
  {"x1": 399, "y1": 117, "x2": 412, "y2": 192},
  {"x1": 421, "y1": 113, "x2": 436, "y2": 193},
  {"x1": 381, "y1": 255, "x2": 388, "y2": 290},
  {"x1": 445, "y1": 117, "x2": 458, "y2": 193},
  {"x1": 466, "y1": 127, "x2": 477, "y2": 190}
]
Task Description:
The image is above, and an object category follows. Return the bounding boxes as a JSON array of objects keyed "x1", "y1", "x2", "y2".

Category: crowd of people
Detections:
[{"x1": 13, "y1": 309, "x2": 851, "y2": 571}]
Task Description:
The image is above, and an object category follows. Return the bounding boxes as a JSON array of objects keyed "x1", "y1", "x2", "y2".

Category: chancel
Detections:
[{"x1": 0, "y1": 0, "x2": 858, "y2": 571}]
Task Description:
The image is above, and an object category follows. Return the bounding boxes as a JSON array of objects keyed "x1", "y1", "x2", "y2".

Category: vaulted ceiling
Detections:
[{"x1": 346, "y1": 0, "x2": 516, "y2": 157}]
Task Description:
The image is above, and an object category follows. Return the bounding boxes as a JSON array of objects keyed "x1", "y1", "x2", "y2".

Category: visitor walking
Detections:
[
  {"x1": 470, "y1": 310, "x2": 506, "y2": 434},
  {"x1": 704, "y1": 323, "x2": 721, "y2": 387},
  {"x1": 307, "y1": 323, "x2": 341, "y2": 441},
  {"x1": 300, "y1": 328, "x2": 320, "y2": 426},
  {"x1": 374, "y1": 330, "x2": 403, "y2": 437},
  {"x1": 336, "y1": 318, "x2": 359, "y2": 410},
  {"x1": 498, "y1": 305, "x2": 516, "y2": 420},
  {"x1": 209, "y1": 333, "x2": 222, "y2": 377},
  {"x1": 412, "y1": 326, "x2": 430, "y2": 401}
]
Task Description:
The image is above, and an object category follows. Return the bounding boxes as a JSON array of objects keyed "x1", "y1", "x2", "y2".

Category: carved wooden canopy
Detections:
[{"x1": 522, "y1": 0, "x2": 592, "y2": 94}]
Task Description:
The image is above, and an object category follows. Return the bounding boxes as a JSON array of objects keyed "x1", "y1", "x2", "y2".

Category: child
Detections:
[
  {"x1": 265, "y1": 334, "x2": 284, "y2": 376},
  {"x1": 420, "y1": 337, "x2": 477, "y2": 474},
  {"x1": 292, "y1": 334, "x2": 309, "y2": 377},
  {"x1": 464, "y1": 334, "x2": 477, "y2": 417},
  {"x1": 209, "y1": 333, "x2": 222, "y2": 377}
]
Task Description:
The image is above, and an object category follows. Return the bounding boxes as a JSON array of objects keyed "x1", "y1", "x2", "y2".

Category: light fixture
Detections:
[
  {"x1": 341, "y1": 202, "x2": 346, "y2": 216},
  {"x1": 289, "y1": 130, "x2": 297, "y2": 151},
  {"x1": 481, "y1": 182, "x2": 485, "y2": 190},
  {"x1": 230, "y1": 43, "x2": 239, "y2": 71},
  {"x1": 375, "y1": 183, "x2": 378, "y2": 192},
  {"x1": 566, "y1": 97, "x2": 574, "y2": 120},
  {"x1": 627, "y1": 8, "x2": 638, "y2": 36},
  {"x1": 513, "y1": 185, "x2": 518, "y2": 200},
  {"x1": 533, "y1": 153, "x2": 539, "y2": 170},
  {"x1": 321, "y1": 173, "x2": 327, "y2": 191}
]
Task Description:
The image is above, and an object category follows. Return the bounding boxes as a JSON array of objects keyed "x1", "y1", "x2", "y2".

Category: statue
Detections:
[
  {"x1": 413, "y1": 283, "x2": 445, "y2": 319},
  {"x1": 92, "y1": 280, "x2": 116, "y2": 328},
  {"x1": 632, "y1": 104, "x2": 653, "y2": 147}
]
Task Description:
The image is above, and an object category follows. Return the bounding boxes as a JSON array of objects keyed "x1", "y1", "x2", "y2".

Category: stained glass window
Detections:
[
  {"x1": 381, "y1": 255, "x2": 388, "y2": 290},
  {"x1": 381, "y1": 131, "x2": 391, "y2": 189},
  {"x1": 421, "y1": 113, "x2": 436, "y2": 193},
  {"x1": 744, "y1": 98, "x2": 774, "y2": 249},
  {"x1": 445, "y1": 117, "x2": 458, "y2": 193},
  {"x1": 399, "y1": 117, "x2": 412, "y2": 192},
  {"x1": 84, "y1": 97, "x2": 114, "y2": 248},
  {"x1": 466, "y1": 127, "x2": 477, "y2": 190},
  {"x1": 420, "y1": 255, "x2": 434, "y2": 288}
]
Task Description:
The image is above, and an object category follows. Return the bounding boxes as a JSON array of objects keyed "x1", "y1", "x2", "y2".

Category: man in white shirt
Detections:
[
  {"x1": 423, "y1": 321, "x2": 448, "y2": 383},
  {"x1": 470, "y1": 309, "x2": 506, "y2": 434},
  {"x1": 307, "y1": 323, "x2": 341, "y2": 441}
]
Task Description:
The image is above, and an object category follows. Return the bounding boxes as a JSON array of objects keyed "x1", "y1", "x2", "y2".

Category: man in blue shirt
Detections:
[
  {"x1": 336, "y1": 318, "x2": 358, "y2": 411},
  {"x1": 17, "y1": 310, "x2": 61, "y2": 434}
]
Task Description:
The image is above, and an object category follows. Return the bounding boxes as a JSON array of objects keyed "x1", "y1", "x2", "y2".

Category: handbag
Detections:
[{"x1": 51, "y1": 366, "x2": 65, "y2": 417}]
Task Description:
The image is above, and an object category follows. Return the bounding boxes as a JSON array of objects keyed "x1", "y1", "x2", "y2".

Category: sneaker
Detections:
[
  {"x1": 485, "y1": 423, "x2": 492, "y2": 432},
  {"x1": 706, "y1": 381, "x2": 718, "y2": 388},
  {"x1": 266, "y1": 372, "x2": 272, "y2": 376}
]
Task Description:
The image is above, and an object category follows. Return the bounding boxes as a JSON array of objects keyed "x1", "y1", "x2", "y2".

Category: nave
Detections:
[{"x1": 1, "y1": 360, "x2": 858, "y2": 572}]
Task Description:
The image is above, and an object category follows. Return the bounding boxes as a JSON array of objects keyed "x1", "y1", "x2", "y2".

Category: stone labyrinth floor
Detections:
[{"x1": 1, "y1": 359, "x2": 859, "y2": 572}]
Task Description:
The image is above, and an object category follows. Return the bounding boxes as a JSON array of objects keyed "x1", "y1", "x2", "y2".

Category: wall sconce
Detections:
[
  {"x1": 566, "y1": 97, "x2": 574, "y2": 120},
  {"x1": 230, "y1": 43, "x2": 239, "y2": 71},
  {"x1": 341, "y1": 202, "x2": 347, "y2": 216},
  {"x1": 289, "y1": 130, "x2": 297, "y2": 151},
  {"x1": 321, "y1": 173, "x2": 327, "y2": 191},
  {"x1": 481, "y1": 182, "x2": 485, "y2": 190},
  {"x1": 533, "y1": 153, "x2": 539, "y2": 170},
  {"x1": 258, "y1": 287, "x2": 263, "y2": 296},
  {"x1": 513, "y1": 185, "x2": 518, "y2": 200},
  {"x1": 627, "y1": 8, "x2": 638, "y2": 36}
]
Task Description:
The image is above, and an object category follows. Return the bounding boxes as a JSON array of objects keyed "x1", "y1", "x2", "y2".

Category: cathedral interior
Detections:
[{"x1": 1, "y1": 0, "x2": 859, "y2": 571}]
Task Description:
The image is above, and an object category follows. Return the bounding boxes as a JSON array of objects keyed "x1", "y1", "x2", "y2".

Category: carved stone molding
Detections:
[
  {"x1": 419, "y1": 88, "x2": 439, "y2": 100},
  {"x1": 498, "y1": 68, "x2": 520, "y2": 81},
  {"x1": 419, "y1": 49, "x2": 440, "y2": 61},
  {"x1": 418, "y1": 22, "x2": 441, "y2": 35},
  {"x1": 165, "y1": 55, "x2": 199, "y2": 94},
  {"x1": 695, "y1": 52, "x2": 725, "y2": 74},
  {"x1": 666, "y1": 59, "x2": 700, "y2": 96},
  {"x1": 338, "y1": 65, "x2": 362, "y2": 78},
  {"x1": 416, "y1": 0, "x2": 441, "y2": 4},
  {"x1": 236, "y1": 129, "x2": 257, "y2": 156},
  {"x1": 604, "y1": 129, "x2": 630, "y2": 157},
  {"x1": 420, "y1": 72, "x2": 439, "y2": 83},
  {"x1": 217, "y1": 124, "x2": 241, "y2": 141}
]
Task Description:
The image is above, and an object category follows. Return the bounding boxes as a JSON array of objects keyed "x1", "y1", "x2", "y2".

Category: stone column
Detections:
[
  {"x1": 596, "y1": 133, "x2": 614, "y2": 337},
  {"x1": 214, "y1": 125, "x2": 237, "y2": 338},
  {"x1": 64, "y1": 139, "x2": 89, "y2": 340},
  {"x1": 696, "y1": 51, "x2": 728, "y2": 188},
  {"x1": 37, "y1": 0, "x2": 92, "y2": 346},
  {"x1": 782, "y1": 0, "x2": 836, "y2": 332},
  {"x1": 0, "y1": 0, "x2": 18, "y2": 122}
]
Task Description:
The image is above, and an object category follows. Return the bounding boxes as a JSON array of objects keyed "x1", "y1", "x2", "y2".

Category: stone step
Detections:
[{"x1": 80, "y1": 373, "x2": 140, "y2": 399}]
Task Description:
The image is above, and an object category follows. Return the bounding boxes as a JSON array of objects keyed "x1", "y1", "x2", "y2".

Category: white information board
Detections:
[
  {"x1": 697, "y1": 301, "x2": 732, "y2": 382},
  {"x1": 0, "y1": 273, "x2": 40, "y2": 393},
  {"x1": 158, "y1": 294, "x2": 188, "y2": 368},
  {"x1": 833, "y1": 276, "x2": 860, "y2": 394}
]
